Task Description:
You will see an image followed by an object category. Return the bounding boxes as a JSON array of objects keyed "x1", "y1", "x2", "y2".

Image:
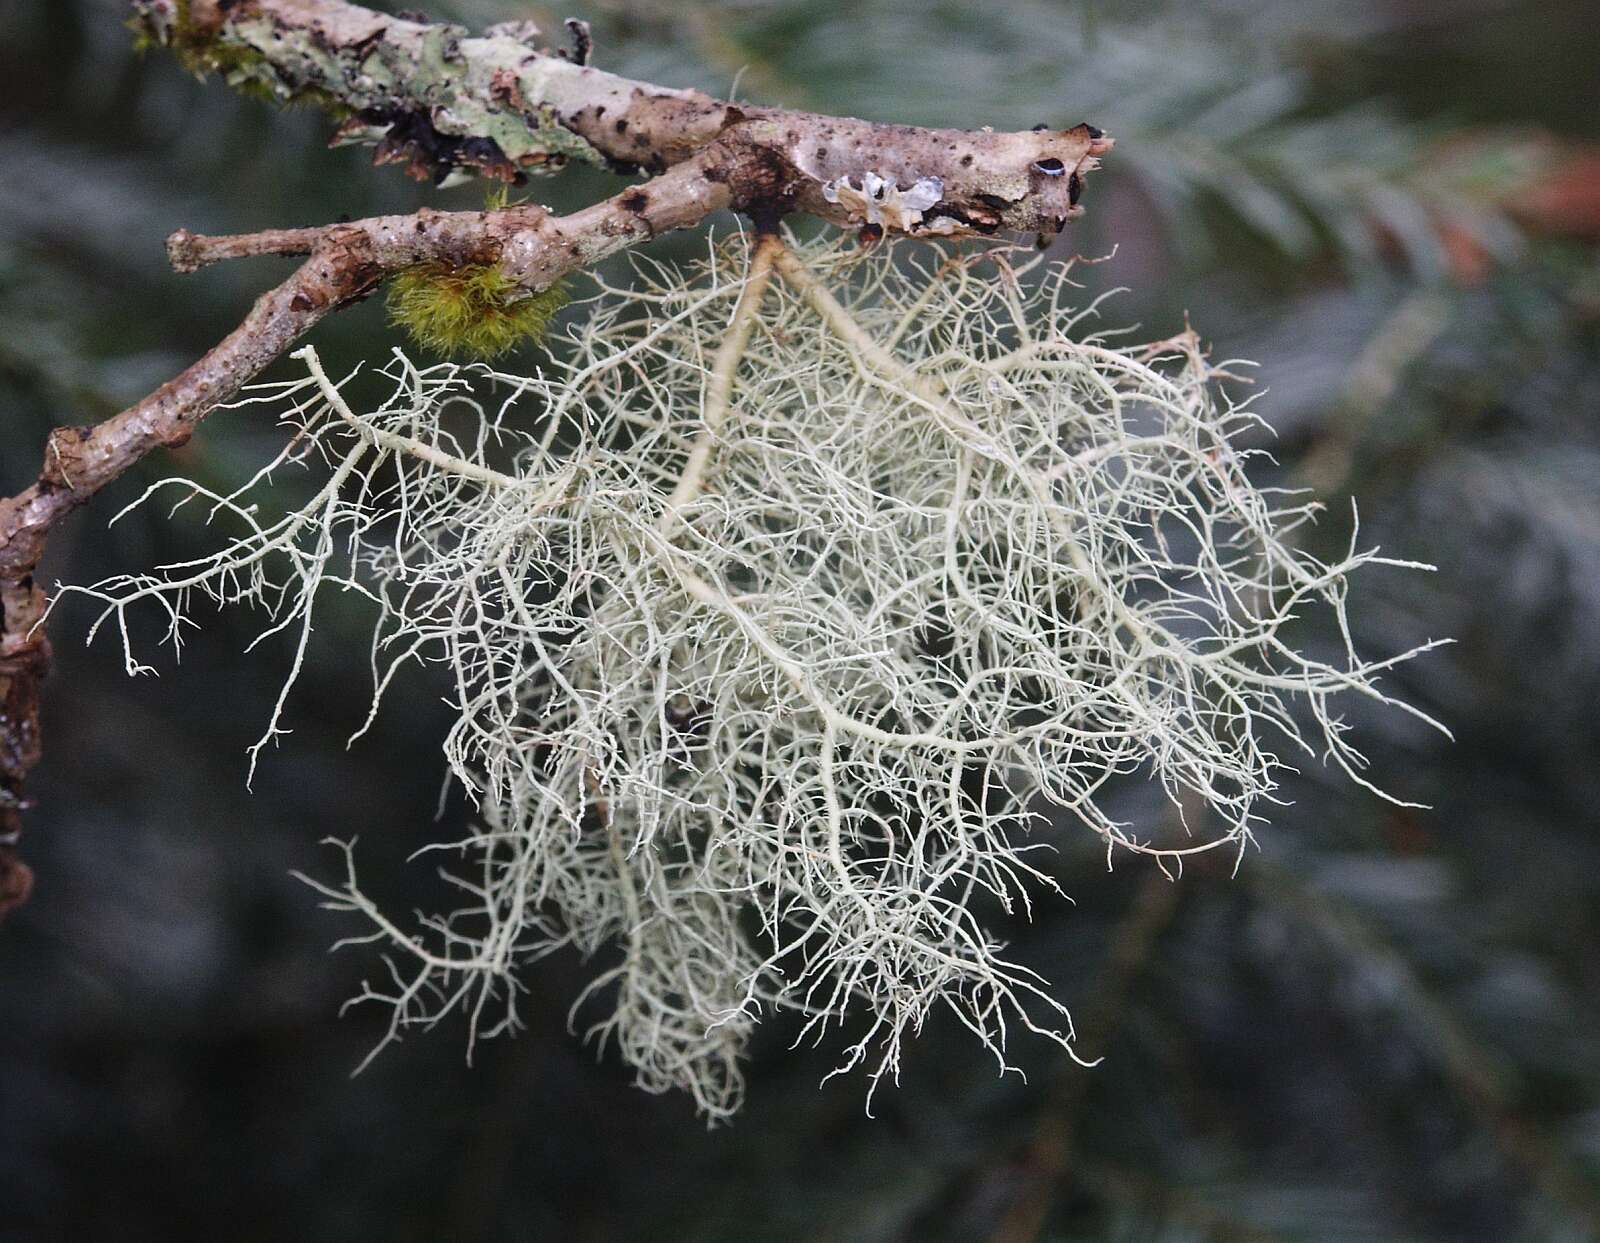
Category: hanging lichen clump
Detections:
[{"x1": 56, "y1": 231, "x2": 1441, "y2": 1120}]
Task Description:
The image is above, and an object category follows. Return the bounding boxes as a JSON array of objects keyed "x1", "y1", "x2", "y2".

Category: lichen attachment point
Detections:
[
  {"x1": 57, "y1": 230, "x2": 1444, "y2": 1121},
  {"x1": 386, "y1": 263, "x2": 569, "y2": 359}
]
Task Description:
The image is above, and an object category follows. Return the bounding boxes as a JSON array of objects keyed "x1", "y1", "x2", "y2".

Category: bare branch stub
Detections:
[{"x1": 0, "y1": 0, "x2": 1116, "y2": 915}]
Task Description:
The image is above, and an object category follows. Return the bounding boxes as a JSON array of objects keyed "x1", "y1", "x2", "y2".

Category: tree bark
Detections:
[{"x1": 130, "y1": 0, "x2": 1110, "y2": 238}]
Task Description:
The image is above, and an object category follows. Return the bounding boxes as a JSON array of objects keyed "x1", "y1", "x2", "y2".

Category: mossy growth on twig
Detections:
[{"x1": 386, "y1": 263, "x2": 569, "y2": 359}]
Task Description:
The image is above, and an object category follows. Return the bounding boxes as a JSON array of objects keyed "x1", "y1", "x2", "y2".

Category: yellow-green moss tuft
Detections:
[{"x1": 386, "y1": 264, "x2": 569, "y2": 360}]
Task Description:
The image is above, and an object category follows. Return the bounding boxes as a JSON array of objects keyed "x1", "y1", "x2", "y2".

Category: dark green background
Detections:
[{"x1": 3, "y1": 1, "x2": 1598, "y2": 1239}]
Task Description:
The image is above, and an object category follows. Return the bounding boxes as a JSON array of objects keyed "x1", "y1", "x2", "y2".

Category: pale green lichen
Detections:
[
  {"x1": 57, "y1": 233, "x2": 1444, "y2": 1119},
  {"x1": 216, "y1": 14, "x2": 604, "y2": 171},
  {"x1": 130, "y1": 1, "x2": 606, "y2": 172}
]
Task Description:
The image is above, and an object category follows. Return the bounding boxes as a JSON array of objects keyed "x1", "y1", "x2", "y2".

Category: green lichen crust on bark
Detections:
[
  {"x1": 127, "y1": 0, "x2": 1114, "y2": 240},
  {"x1": 132, "y1": 0, "x2": 614, "y2": 179}
]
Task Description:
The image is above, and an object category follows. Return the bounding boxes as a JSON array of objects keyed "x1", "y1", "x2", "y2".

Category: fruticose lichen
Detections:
[{"x1": 57, "y1": 231, "x2": 1443, "y2": 1120}]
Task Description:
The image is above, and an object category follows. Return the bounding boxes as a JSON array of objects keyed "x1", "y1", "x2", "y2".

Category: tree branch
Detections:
[
  {"x1": 132, "y1": 0, "x2": 1112, "y2": 237},
  {"x1": 0, "y1": 0, "x2": 1115, "y2": 916}
]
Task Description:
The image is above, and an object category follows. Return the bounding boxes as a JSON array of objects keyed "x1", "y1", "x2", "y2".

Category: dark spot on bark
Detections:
[
  {"x1": 924, "y1": 203, "x2": 995, "y2": 235},
  {"x1": 458, "y1": 137, "x2": 517, "y2": 180},
  {"x1": 620, "y1": 189, "x2": 649, "y2": 213},
  {"x1": 858, "y1": 223, "x2": 883, "y2": 245},
  {"x1": 615, "y1": 118, "x2": 628, "y2": 133},
  {"x1": 395, "y1": 8, "x2": 431, "y2": 22},
  {"x1": 1067, "y1": 171, "x2": 1082, "y2": 205},
  {"x1": 746, "y1": 202, "x2": 786, "y2": 235},
  {"x1": 1032, "y1": 122, "x2": 1050, "y2": 131},
  {"x1": 289, "y1": 293, "x2": 316, "y2": 312},
  {"x1": 711, "y1": 144, "x2": 802, "y2": 234},
  {"x1": 1083, "y1": 123, "x2": 1104, "y2": 139},
  {"x1": 335, "y1": 269, "x2": 384, "y2": 308},
  {"x1": 960, "y1": 153, "x2": 974, "y2": 167}
]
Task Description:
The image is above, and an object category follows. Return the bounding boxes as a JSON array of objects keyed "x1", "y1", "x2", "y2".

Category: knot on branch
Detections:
[
  {"x1": 705, "y1": 133, "x2": 807, "y2": 231},
  {"x1": 40, "y1": 425, "x2": 99, "y2": 493}
]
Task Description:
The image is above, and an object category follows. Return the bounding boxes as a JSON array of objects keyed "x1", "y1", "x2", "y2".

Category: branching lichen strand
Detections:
[{"x1": 55, "y1": 233, "x2": 1443, "y2": 1118}]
